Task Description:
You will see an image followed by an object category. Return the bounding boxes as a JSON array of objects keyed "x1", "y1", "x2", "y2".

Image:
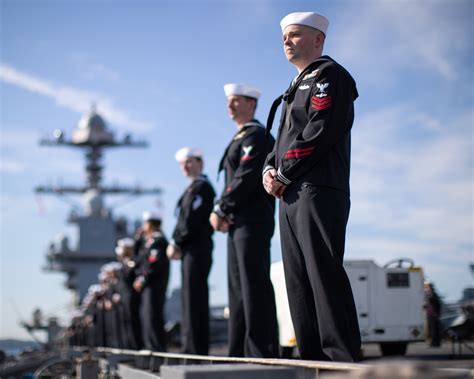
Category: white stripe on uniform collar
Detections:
[
  {"x1": 193, "y1": 174, "x2": 209, "y2": 183},
  {"x1": 243, "y1": 120, "x2": 263, "y2": 128}
]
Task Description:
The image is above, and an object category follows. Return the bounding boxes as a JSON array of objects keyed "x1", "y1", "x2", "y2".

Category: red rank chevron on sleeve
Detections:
[
  {"x1": 284, "y1": 146, "x2": 315, "y2": 159},
  {"x1": 311, "y1": 95, "x2": 332, "y2": 111}
]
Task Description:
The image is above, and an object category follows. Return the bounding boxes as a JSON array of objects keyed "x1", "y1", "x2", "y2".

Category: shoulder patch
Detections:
[
  {"x1": 241, "y1": 145, "x2": 254, "y2": 161},
  {"x1": 315, "y1": 82, "x2": 330, "y2": 98},
  {"x1": 192, "y1": 195, "x2": 203, "y2": 210}
]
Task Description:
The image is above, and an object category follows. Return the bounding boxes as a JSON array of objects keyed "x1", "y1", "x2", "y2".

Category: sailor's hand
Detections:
[
  {"x1": 133, "y1": 278, "x2": 143, "y2": 292},
  {"x1": 263, "y1": 169, "x2": 286, "y2": 198},
  {"x1": 85, "y1": 315, "x2": 93, "y2": 326},
  {"x1": 219, "y1": 217, "x2": 233, "y2": 233},
  {"x1": 104, "y1": 299, "x2": 113, "y2": 310},
  {"x1": 274, "y1": 183, "x2": 287, "y2": 198},
  {"x1": 210, "y1": 212, "x2": 230, "y2": 233},
  {"x1": 166, "y1": 244, "x2": 182, "y2": 260},
  {"x1": 112, "y1": 293, "x2": 121, "y2": 303},
  {"x1": 210, "y1": 212, "x2": 222, "y2": 231}
]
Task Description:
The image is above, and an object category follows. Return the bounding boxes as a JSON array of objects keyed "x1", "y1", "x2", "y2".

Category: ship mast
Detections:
[{"x1": 35, "y1": 107, "x2": 161, "y2": 303}]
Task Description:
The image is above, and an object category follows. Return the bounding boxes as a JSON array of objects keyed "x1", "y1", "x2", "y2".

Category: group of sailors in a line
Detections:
[
  {"x1": 67, "y1": 216, "x2": 169, "y2": 351},
  {"x1": 67, "y1": 10, "x2": 363, "y2": 363}
]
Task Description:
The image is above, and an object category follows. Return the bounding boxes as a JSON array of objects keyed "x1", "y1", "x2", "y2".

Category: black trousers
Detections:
[
  {"x1": 181, "y1": 246, "x2": 213, "y2": 355},
  {"x1": 86, "y1": 323, "x2": 96, "y2": 347},
  {"x1": 279, "y1": 184, "x2": 361, "y2": 362},
  {"x1": 142, "y1": 278, "x2": 168, "y2": 351},
  {"x1": 122, "y1": 289, "x2": 143, "y2": 349},
  {"x1": 227, "y1": 223, "x2": 279, "y2": 358},
  {"x1": 104, "y1": 307, "x2": 120, "y2": 348},
  {"x1": 95, "y1": 308, "x2": 106, "y2": 347},
  {"x1": 427, "y1": 315, "x2": 441, "y2": 346},
  {"x1": 114, "y1": 302, "x2": 128, "y2": 349}
]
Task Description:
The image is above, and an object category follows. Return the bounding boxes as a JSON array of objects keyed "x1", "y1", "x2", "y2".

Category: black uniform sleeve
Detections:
[
  {"x1": 219, "y1": 130, "x2": 270, "y2": 215},
  {"x1": 142, "y1": 237, "x2": 168, "y2": 287},
  {"x1": 172, "y1": 182, "x2": 215, "y2": 247},
  {"x1": 276, "y1": 65, "x2": 357, "y2": 185},
  {"x1": 263, "y1": 145, "x2": 277, "y2": 173}
]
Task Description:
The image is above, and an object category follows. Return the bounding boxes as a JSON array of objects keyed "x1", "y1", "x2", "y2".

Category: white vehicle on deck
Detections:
[{"x1": 271, "y1": 258, "x2": 426, "y2": 356}]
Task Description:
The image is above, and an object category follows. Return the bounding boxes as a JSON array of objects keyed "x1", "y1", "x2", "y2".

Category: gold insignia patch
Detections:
[
  {"x1": 303, "y1": 69, "x2": 320, "y2": 81},
  {"x1": 234, "y1": 131, "x2": 246, "y2": 140}
]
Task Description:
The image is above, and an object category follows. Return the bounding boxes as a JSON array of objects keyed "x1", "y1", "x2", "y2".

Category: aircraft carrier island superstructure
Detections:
[{"x1": 35, "y1": 108, "x2": 161, "y2": 303}]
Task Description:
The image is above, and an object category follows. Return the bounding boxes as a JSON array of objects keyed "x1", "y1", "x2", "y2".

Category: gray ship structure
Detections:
[{"x1": 36, "y1": 108, "x2": 161, "y2": 302}]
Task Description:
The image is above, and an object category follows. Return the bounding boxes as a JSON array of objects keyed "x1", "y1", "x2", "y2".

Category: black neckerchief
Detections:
[
  {"x1": 265, "y1": 58, "x2": 332, "y2": 137},
  {"x1": 217, "y1": 119, "x2": 262, "y2": 178}
]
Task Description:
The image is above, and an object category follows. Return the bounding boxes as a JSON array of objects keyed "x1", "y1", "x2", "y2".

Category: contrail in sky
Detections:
[{"x1": 0, "y1": 62, "x2": 153, "y2": 132}]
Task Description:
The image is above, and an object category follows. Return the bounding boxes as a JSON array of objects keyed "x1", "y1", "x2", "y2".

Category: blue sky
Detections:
[{"x1": 1, "y1": 0, "x2": 472, "y2": 340}]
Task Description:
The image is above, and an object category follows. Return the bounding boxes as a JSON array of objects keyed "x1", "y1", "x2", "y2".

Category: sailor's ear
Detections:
[{"x1": 314, "y1": 30, "x2": 325, "y2": 49}]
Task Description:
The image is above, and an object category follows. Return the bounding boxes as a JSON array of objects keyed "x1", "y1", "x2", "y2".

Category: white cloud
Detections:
[
  {"x1": 0, "y1": 63, "x2": 153, "y2": 132},
  {"x1": 348, "y1": 104, "x2": 473, "y2": 300},
  {"x1": 332, "y1": 1, "x2": 470, "y2": 84},
  {"x1": 380, "y1": 1, "x2": 458, "y2": 80}
]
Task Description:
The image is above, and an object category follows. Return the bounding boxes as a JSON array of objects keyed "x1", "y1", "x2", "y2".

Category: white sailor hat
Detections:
[
  {"x1": 101, "y1": 263, "x2": 113, "y2": 273},
  {"x1": 174, "y1": 147, "x2": 204, "y2": 162},
  {"x1": 101, "y1": 261, "x2": 121, "y2": 272},
  {"x1": 142, "y1": 210, "x2": 162, "y2": 222},
  {"x1": 109, "y1": 262, "x2": 123, "y2": 271},
  {"x1": 280, "y1": 12, "x2": 329, "y2": 35},
  {"x1": 71, "y1": 309, "x2": 84, "y2": 318},
  {"x1": 88, "y1": 284, "x2": 102, "y2": 294},
  {"x1": 115, "y1": 238, "x2": 134, "y2": 256},
  {"x1": 224, "y1": 83, "x2": 261, "y2": 100},
  {"x1": 117, "y1": 237, "x2": 135, "y2": 248},
  {"x1": 100, "y1": 263, "x2": 110, "y2": 272},
  {"x1": 115, "y1": 246, "x2": 124, "y2": 256}
]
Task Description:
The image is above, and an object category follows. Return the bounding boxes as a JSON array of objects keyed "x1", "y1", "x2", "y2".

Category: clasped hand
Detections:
[
  {"x1": 263, "y1": 169, "x2": 286, "y2": 198},
  {"x1": 166, "y1": 244, "x2": 183, "y2": 260},
  {"x1": 209, "y1": 212, "x2": 232, "y2": 233}
]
